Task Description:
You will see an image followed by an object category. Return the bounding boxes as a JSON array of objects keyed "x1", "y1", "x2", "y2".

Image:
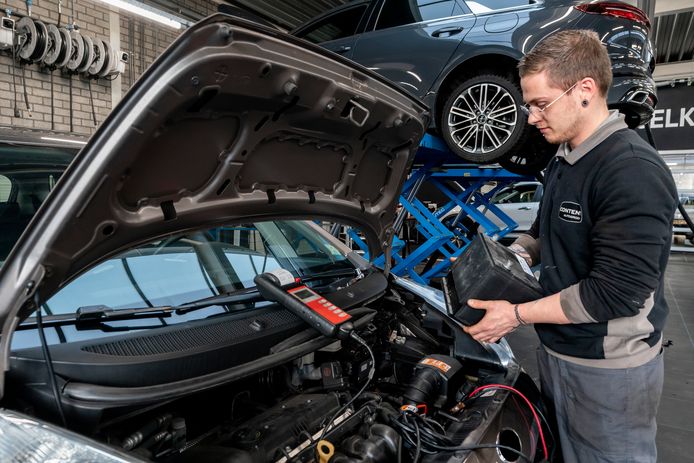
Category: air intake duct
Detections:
[{"x1": 403, "y1": 354, "x2": 462, "y2": 409}]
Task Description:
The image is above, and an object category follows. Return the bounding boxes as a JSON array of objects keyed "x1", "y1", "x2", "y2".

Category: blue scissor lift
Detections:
[{"x1": 349, "y1": 134, "x2": 532, "y2": 285}]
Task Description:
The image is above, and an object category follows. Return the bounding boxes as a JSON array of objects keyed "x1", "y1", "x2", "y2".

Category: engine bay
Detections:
[{"x1": 6, "y1": 274, "x2": 546, "y2": 462}]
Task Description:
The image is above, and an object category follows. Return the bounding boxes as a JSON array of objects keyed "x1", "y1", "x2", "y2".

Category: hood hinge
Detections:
[{"x1": 382, "y1": 228, "x2": 394, "y2": 277}]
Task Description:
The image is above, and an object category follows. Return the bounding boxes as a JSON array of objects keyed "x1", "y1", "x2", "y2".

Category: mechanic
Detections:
[{"x1": 462, "y1": 30, "x2": 678, "y2": 462}]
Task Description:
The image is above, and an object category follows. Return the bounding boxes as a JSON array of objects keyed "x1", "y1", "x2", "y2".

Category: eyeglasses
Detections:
[{"x1": 520, "y1": 82, "x2": 578, "y2": 117}]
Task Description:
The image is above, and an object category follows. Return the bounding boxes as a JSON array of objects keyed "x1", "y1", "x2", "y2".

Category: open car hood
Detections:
[{"x1": 0, "y1": 15, "x2": 428, "y2": 395}]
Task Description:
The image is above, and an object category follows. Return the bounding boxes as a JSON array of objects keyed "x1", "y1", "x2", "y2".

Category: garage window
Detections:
[{"x1": 376, "y1": 0, "x2": 466, "y2": 30}]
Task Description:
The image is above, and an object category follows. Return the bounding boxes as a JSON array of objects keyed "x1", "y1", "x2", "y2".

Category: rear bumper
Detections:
[{"x1": 608, "y1": 76, "x2": 657, "y2": 128}]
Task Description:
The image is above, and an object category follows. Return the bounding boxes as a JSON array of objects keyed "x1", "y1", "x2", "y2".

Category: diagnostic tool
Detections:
[
  {"x1": 287, "y1": 286, "x2": 352, "y2": 325},
  {"x1": 254, "y1": 270, "x2": 354, "y2": 340}
]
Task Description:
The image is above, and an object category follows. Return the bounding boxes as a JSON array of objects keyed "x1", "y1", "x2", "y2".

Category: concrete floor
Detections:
[{"x1": 506, "y1": 252, "x2": 694, "y2": 462}]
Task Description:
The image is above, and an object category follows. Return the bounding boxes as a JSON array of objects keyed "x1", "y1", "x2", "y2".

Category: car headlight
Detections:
[{"x1": 0, "y1": 409, "x2": 141, "y2": 462}]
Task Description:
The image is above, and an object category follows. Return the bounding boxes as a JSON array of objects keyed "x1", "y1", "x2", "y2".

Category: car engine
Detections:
[{"x1": 70, "y1": 284, "x2": 545, "y2": 463}]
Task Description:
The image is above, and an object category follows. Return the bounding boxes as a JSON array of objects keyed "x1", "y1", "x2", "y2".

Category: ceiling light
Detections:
[
  {"x1": 40, "y1": 137, "x2": 88, "y2": 145},
  {"x1": 91, "y1": 0, "x2": 189, "y2": 29}
]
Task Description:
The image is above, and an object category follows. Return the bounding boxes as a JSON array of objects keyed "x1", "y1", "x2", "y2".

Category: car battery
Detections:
[{"x1": 443, "y1": 234, "x2": 543, "y2": 326}]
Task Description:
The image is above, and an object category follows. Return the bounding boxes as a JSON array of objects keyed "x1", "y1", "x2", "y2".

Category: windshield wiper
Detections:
[
  {"x1": 175, "y1": 287, "x2": 263, "y2": 314},
  {"x1": 18, "y1": 287, "x2": 264, "y2": 330},
  {"x1": 18, "y1": 304, "x2": 177, "y2": 330},
  {"x1": 175, "y1": 269, "x2": 360, "y2": 313},
  {"x1": 18, "y1": 269, "x2": 364, "y2": 331},
  {"x1": 298, "y1": 267, "x2": 361, "y2": 284}
]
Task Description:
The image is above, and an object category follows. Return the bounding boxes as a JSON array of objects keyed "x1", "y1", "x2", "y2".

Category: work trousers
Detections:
[{"x1": 537, "y1": 347, "x2": 664, "y2": 463}]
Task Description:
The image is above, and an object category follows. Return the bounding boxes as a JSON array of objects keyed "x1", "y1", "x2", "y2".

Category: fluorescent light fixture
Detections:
[
  {"x1": 92, "y1": 0, "x2": 188, "y2": 29},
  {"x1": 41, "y1": 137, "x2": 88, "y2": 145},
  {"x1": 666, "y1": 162, "x2": 679, "y2": 166}
]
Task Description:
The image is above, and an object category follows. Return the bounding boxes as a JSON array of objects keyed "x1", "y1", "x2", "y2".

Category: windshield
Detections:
[
  {"x1": 0, "y1": 143, "x2": 77, "y2": 265},
  {"x1": 12, "y1": 220, "x2": 356, "y2": 349}
]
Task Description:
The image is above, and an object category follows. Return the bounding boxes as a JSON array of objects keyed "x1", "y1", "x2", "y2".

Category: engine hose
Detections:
[
  {"x1": 358, "y1": 392, "x2": 383, "y2": 404},
  {"x1": 401, "y1": 311, "x2": 442, "y2": 347},
  {"x1": 403, "y1": 368, "x2": 440, "y2": 405}
]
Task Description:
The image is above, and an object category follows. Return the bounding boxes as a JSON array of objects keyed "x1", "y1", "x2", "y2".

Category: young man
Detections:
[{"x1": 462, "y1": 30, "x2": 678, "y2": 462}]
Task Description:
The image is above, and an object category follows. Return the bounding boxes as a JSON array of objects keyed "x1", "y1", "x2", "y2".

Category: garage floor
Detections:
[{"x1": 506, "y1": 252, "x2": 694, "y2": 462}]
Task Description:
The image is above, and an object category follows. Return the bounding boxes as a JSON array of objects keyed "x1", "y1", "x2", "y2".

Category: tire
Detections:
[
  {"x1": 499, "y1": 129, "x2": 556, "y2": 176},
  {"x1": 441, "y1": 74, "x2": 529, "y2": 164}
]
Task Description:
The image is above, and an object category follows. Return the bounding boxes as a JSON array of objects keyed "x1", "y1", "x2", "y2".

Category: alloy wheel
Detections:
[{"x1": 446, "y1": 82, "x2": 518, "y2": 156}]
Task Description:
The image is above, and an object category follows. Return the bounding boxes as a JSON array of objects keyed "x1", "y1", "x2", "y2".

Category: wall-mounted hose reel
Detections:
[
  {"x1": 16, "y1": 16, "x2": 48, "y2": 62},
  {"x1": 10, "y1": 14, "x2": 126, "y2": 78},
  {"x1": 65, "y1": 30, "x2": 84, "y2": 71}
]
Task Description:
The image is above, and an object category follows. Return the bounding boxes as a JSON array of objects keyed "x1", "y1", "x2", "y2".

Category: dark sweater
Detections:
[{"x1": 524, "y1": 126, "x2": 678, "y2": 368}]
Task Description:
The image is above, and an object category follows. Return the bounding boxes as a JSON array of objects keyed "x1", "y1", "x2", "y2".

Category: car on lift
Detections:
[
  {"x1": 292, "y1": 0, "x2": 656, "y2": 174},
  {"x1": 0, "y1": 16, "x2": 552, "y2": 463}
]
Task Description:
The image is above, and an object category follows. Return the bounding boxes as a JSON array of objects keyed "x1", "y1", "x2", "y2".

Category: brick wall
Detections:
[
  {"x1": 0, "y1": 0, "x2": 217, "y2": 135},
  {"x1": 119, "y1": 0, "x2": 216, "y2": 92}
]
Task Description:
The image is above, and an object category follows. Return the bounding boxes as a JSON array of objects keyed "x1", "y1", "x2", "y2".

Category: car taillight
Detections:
[{"x1": 576, "y1": 2, "x2": 651, "y2": 30}]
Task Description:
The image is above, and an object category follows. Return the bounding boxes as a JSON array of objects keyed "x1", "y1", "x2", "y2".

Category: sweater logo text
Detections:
[{"x1": 558, "y1": 201, "x2": 582, "y2": 223}]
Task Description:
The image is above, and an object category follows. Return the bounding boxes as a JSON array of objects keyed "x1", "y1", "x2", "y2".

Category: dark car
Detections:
[
  {"x1": 0, "y1": 16, "x2": 551, "y2": 462},
  {"x1": 292, "y1": 0, "x2": 656, "y2": 172},
  {"x1": 0, "y1": 129, "x2": 85, "y2": 264}
]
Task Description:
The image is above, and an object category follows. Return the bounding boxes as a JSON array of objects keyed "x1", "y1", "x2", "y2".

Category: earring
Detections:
[{"x1": 582, "y1": 99, "x2": 589, "y2": 107}]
